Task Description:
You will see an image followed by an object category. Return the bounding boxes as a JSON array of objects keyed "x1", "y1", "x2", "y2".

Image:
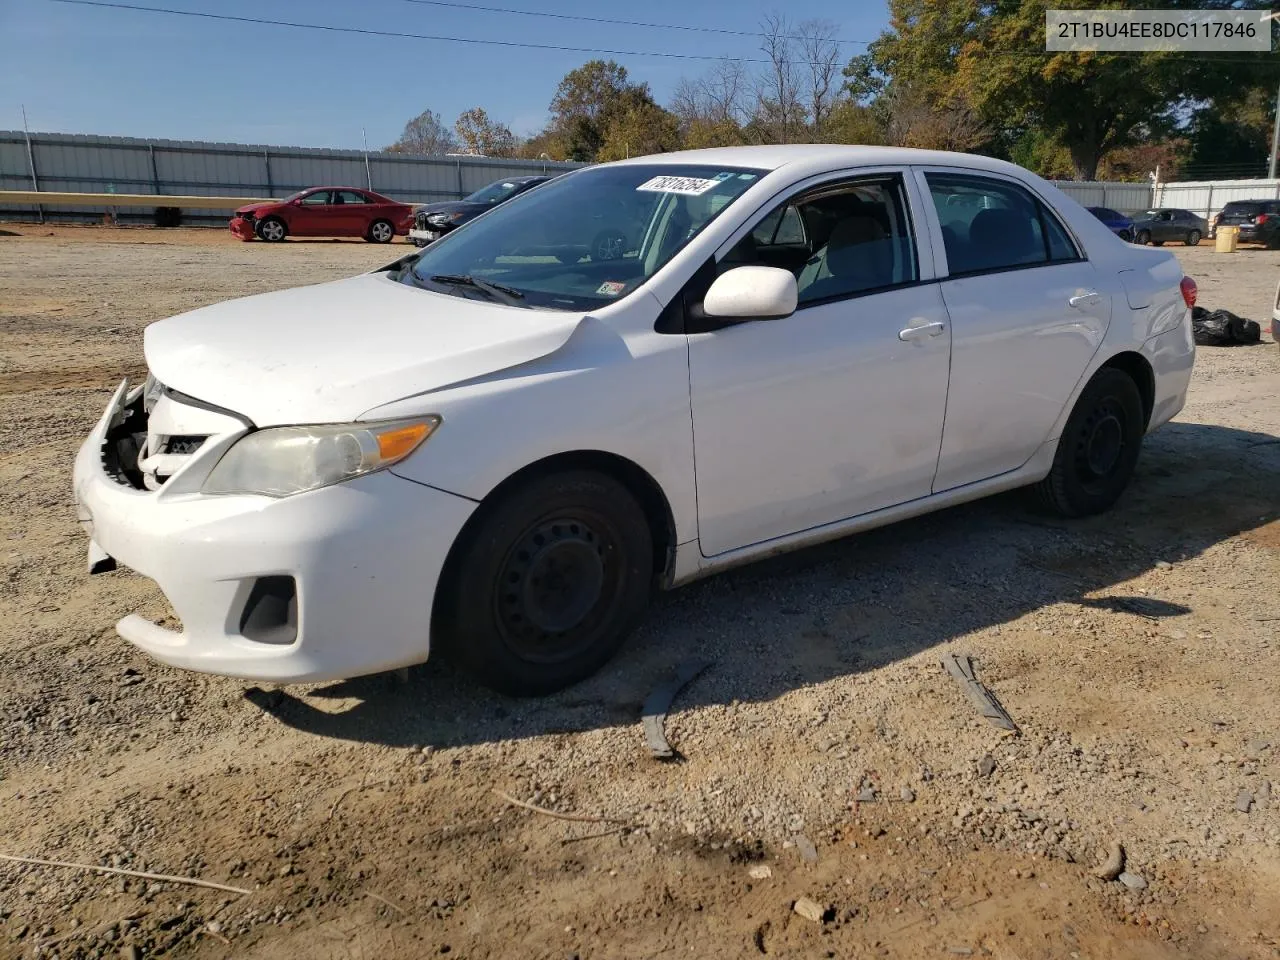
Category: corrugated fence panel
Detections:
[
  {"x1": 1156, "y1": 179, "x2": 1280, "y2": 221},
  {"x1": 1049, "y1": 180, "x2": 1153, "y2": 214},
  {"x1": 0, "y1": 131, "x2": 581, "y2": 223}
]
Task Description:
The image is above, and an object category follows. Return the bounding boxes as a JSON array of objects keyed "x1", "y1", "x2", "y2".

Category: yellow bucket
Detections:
[{"x1": 1215, "y1": 225, "x2": 1238, "y2": 253}]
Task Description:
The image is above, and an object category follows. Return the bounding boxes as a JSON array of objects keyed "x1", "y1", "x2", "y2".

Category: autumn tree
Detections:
[
  {"x1": 386, "y1": 109, "x2": 458, "y2": 155},
  {"x1": 454, "y1": 107, "x2": 518, "y2": 157}
]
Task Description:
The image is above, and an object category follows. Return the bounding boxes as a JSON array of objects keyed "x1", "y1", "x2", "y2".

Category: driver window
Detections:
[{"x1": 722, "y1": 176, "x2": 919, "y2": 305}]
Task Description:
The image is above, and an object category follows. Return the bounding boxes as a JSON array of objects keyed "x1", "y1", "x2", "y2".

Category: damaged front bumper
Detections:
[{"x1": 73, "y1": 379, "x2": 475, "y2": 683}]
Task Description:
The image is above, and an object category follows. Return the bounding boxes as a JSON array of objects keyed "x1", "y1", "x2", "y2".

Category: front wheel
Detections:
[
  {"x1": 1135, "y1": 230, "x2": 1151, "y2": 245},
  {"x1": 1118, "y1": 229, "x2": 1133, "y2": 243},
  {"x1": 367, "y1": 219, "x2": 395, "y2": 243},
  {"x1": 435, "y1": 470, "x2": 653, "y2": 696},
  {"x1": 1035, "y1": 367, "x2": 1144, "y2": 518},
  {"x1": 1185, "y1": 229, "x2": 1201, "y2": 247},
  {"x1": 256, "y1": 216, "x2": 287, "y2": 242}
]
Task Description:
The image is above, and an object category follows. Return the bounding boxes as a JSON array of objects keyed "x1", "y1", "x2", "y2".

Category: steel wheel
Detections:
[
  {"x1": 435, "y1": 470, "x2": 653, "y2": 696},
  {"x1": 1186, "y1": 229, "x2": 1201, "y2": 246}
]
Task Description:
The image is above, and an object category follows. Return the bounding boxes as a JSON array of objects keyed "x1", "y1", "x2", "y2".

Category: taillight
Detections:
[
  {"x1": 1180, "y1": 276, "x2": 1197, "y2": 308},
  {"x1": 1257, "y1": 213, "x2": 1270, "y2": 225}
]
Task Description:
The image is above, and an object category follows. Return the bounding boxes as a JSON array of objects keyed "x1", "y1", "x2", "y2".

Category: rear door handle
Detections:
[
  {"x1": 1069, "y1": 290, "x2": 1101, "y2": 309},
  {"x1": 898, "y1": 321, "x2": 946, "y2": 342}
]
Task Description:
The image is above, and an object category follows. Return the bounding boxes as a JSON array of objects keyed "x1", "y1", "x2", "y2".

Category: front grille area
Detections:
[{"x1": 163, "y1": 435, "x2": 206, "y2": 456}]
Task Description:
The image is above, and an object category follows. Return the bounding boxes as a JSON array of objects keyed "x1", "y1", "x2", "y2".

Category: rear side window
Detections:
[
  {"x1": 1223, "y1": 202, "x2": 1264, "y2": 216},
  {"x1": 927, "y1": 174, "x2": 1080, "y2": 276}
]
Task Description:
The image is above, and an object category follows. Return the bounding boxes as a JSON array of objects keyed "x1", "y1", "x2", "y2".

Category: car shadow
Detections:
[{"x1": 245, "y1": 420, "x2": 1279, "y2": 748}]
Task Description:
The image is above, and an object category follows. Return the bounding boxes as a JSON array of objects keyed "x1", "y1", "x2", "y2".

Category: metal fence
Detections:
[
  {"x1": 0, "y1": 130, "x2": 581, "y2": 224},
  {"x1": 1154, "y1": 178, "x2": 1280, "y2": 222},
  {"x1": 6, "y1": 130, "x2": 1280, "y2": 227},
  {"x1": 1048, "y1": 180, "x2": 1153, "y2": 214}
]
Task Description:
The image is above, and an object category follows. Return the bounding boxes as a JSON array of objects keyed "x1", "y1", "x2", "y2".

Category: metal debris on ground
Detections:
[
  {"x1": 642, "y1": 659, "x2": 712, "y2": 760},
  {"x1": 941, "y1": 654, "x2": 1020, "y2": 734}
]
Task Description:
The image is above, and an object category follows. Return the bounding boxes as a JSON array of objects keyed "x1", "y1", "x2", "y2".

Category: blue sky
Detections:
[{"x1": 2, "y1": 0, "x2": 890, "y2": 149}]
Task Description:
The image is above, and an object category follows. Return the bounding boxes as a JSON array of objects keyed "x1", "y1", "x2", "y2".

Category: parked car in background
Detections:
[
  {"x1": 76, "y1": 146, "x2": 1196, "y2": 696},
  {"x1": 1086, "y1": 207, "x2": 1134, "y2": 242},
  {"x1": 1130, "y1": 208, "x2": 1208, "y2": 246},
  {"x1": 409, "y1": 175, "x2": 551, "y2": 246},
  {"x1": 1273, "y1": 278, "x2": 1280, "y2": 352},
  {"x1": 1213, "y1": 199, "x2": 1280, "y2": 248},
  {"x1": 230, "y1": 187, "x2": 413, "y2": 243}
]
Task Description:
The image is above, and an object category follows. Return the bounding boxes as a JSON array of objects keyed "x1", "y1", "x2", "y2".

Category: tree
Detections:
[
  {"x1": 386, "y1": 109, "x2": 457, "y2": 155},
  {"x1": 822, "y1": 100, "x2": 886, "y2": 146},
  {"x1": 598, "y1": 94, "x2": 682, "y2": 161},
  {"x1": 549, "y1": 60, "x2": 631, "y2": 133},
  {"x1": 796, "y1": 19, "x2": 842, "y2": 137},
  {"x1": 754, "y1": 13, "x2": 806, "y2": 144},
  {"x1": 454, "y1": 107, "x2": 518, "y2": 157}
]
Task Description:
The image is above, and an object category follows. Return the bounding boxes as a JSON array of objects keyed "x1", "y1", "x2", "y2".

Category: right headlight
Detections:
[{"x1": 202, "y1": 417, "x2": 440, "y2": 498}]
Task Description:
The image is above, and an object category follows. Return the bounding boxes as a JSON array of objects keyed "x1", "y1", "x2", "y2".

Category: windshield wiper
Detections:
[{"x1": 429, "y1": 274, "x2": 527, "y2": 306}]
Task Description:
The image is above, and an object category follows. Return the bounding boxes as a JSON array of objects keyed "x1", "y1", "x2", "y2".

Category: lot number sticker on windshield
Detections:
[{"x1": 636, "y1": 175, "x2": 721, "y2": 196}]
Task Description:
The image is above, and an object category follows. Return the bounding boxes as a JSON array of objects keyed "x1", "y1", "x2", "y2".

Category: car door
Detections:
[
  {"x1": 291, "y1": 189, "x2": 336, "y2": 236},
  {"x1": 919, "y1": 169, "x2": 1110, "y2": 492},
  {"x1": 335, "y1": 190, "x2": 373, "y2": 234},
  {"x1": 687, "y1": 171, "x2": 952, "y2": 557},
  {"x1": 1157, "y1": 210, "x2": 1179, "y2": 243}
]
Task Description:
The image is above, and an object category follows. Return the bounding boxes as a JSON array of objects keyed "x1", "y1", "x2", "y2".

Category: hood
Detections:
[
  {"x1": 144, "y1": 272, "x2": 586, "y2": 426},
  {"x1": 417, "y1": 200, "x2": 485, "y2": 217},
  {"x1": 235, "y1": 201, "x2": 279, "y2": 216}
]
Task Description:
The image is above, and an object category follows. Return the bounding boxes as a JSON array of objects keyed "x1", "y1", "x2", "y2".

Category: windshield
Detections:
[
  {"x1": 465, "y1": 179, "x2": 524, "y2": 204},
  {"x1": 406, "y1": 164, "x2": 764, "y2": 310},
  {"x1": 282, "y1": 190, "x2": 311, "y2": 203}
]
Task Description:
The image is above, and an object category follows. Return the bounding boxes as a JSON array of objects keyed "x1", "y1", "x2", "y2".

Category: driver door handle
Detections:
[
  {"x1": 1069, "y1": 290, "x2": 1101, "y2": 309},
  {"x1": 898, "y1": 321, "x2": 946, "y2": 342}
]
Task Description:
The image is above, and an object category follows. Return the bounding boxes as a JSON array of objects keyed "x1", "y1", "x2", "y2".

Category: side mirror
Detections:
[{"x1": 702, "y1": 266, "x2": 798, "y2": 322}]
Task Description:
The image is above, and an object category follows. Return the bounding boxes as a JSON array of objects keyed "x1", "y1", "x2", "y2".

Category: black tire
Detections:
[
  {"x1": 1118, "y1": 229, "x2": 1133, "y2": 243},
  {"x1": 1185, "y1": 229, "x2": 1201, "y2": 247},
  {"x1": 256, "y1": 216, "x2": 287, "y2": 242},
  {"x1": 1035, "y1": 367, "x2": 1145, "y2": 518},
  {"x1": 1266, "y1": 233, "x2": 1280, "y2": 251},
  {"x1": 1135, "y1": 230, "x2": 1151, "y2": 245},
  {"x1": 591, "y1": 229, "x2": 626, "y2": 261},
  {"x1": 1151, "y1": 238, "x2": 1164, "y2": 246},
  {"x1": 435, "y1": 470, "x2": 653, "y2": 696},
  {"x1": 367, "y1": 219, "x2": 395, "y2": 243}
]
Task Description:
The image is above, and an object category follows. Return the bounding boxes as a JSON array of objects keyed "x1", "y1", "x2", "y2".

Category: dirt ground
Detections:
[{"x1": 1, "y1": 222, "x2": 1278, "y2": 960}]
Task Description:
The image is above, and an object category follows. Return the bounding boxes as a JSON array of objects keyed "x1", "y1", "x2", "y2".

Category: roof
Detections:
[{"x1": 605, "y1": 144, "x2": 1031, "y2": 179}]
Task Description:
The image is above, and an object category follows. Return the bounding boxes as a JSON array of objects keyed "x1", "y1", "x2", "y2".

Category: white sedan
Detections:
[{"x1": 74, "y1": 146, "x2": 1196, "y2": 695}]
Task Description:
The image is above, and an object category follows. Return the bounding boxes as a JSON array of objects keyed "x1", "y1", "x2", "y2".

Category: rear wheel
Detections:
[
  {"x1": 1135, "y1": 230, "x2": 1151, "y2": 245},
  {"x1": 1151, "y1": 238, "x2": 1164, "y2": 246},
  {"x1": 256, "y1": 216, "x2": 287, "y2": 242},
  {"x1": 1185, "y1": 229, "x2": 1201, "y2": 246},
  {"x1": 367, "y1": 219, "x2": 395, "y2": 243},
  {"x1": 1035, "y1": 367, "x2": 1145, "y2": 518},
  {"x1": 1118, "y1": 229, "x2": 1133, "y2": 243},
  {"x1": 435, "y1": 470, "x2": 653, "y2": 696}
]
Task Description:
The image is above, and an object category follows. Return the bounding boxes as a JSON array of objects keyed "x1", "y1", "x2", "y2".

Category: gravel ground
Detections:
[{"x1": 1, "y1": 223, "x2": 1278, "y2": 960}]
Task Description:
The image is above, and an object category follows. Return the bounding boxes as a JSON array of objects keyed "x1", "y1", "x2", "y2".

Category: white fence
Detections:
[
  {"x1": 1154, "y1": 178, "x2": 1280, "y2": 222},
  {"x1": 1049, "y1": 180, "x2": 1153, "y2": 213}
]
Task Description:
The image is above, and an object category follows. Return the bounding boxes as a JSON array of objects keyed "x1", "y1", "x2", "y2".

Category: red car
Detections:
[{"x1": 230, "y1": 187, "x2": 414, "y2": 243}]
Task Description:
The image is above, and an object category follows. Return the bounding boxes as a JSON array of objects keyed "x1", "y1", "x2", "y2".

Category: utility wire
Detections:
[
  {"x1": 47, "y1": 0, "x2": 844, "y2": 65},
  {"x1": 395, "y1": 0, "x2": 873, "y2": 46},
  {"x1": 46, "y1": 0, "x2": 1280, "y2": 67}
]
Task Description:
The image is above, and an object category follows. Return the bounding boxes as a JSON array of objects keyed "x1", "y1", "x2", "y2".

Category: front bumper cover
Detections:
[{"x1": 74, "y1": 382, "x2": 476, "y2": 683}]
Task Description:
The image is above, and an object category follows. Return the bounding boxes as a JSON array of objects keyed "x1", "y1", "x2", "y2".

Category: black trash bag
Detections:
[{"x1": 1191, "y1": 306, "x2": 1261, "y2": 346}]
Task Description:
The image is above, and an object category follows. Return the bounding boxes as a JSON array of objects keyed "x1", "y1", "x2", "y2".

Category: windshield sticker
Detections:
[
  {"x1": 596, "y1": 280, "x2": 627, "y2": 297},
  {"x1": 713, "y1": 172, "x2": 734, "y2": 182},
  {"x1": 737, "y1": 173, "x2": 758, "y2": 181},
  {"x1": 636, "y1": 175, "x2": 720, "y2": 196}
]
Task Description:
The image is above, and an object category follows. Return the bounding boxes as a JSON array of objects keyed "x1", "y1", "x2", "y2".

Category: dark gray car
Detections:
[{"x1": 1131, "y1": 208, "x2": 1208, "y2": 247}]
